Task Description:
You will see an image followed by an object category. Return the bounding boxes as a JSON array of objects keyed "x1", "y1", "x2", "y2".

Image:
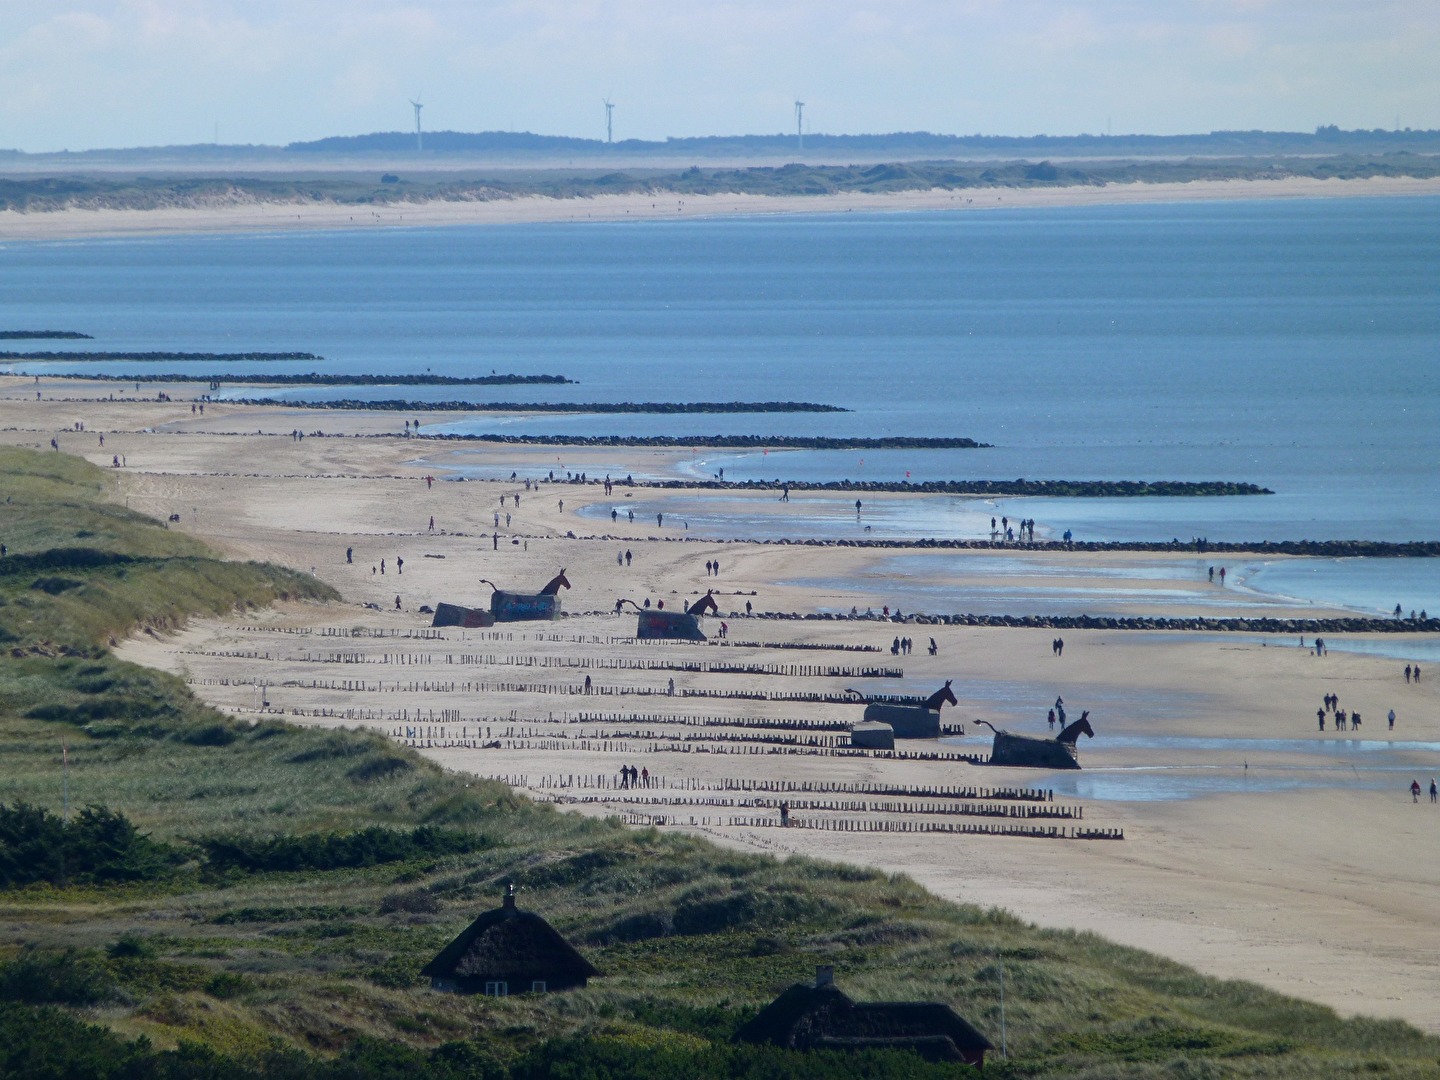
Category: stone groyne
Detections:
[{"x1": 237, "y1": 398, "x2": 848, "y2": 414}]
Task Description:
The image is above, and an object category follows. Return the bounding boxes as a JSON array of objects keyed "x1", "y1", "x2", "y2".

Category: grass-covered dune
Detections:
[{"x1": 1, "y1": 448, "x2": 1438, "y2": 1079}]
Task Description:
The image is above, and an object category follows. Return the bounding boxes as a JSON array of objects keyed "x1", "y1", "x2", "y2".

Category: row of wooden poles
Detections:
[
  {"x1": 541, "y1": 792, "x2": 1083, "y2": 820},
  {"x1": 235, "y1": 624, "x2": 886, "y2": 654},
  {"x1": 621, "y1": 813, "x2": 1122, "y2": 841},
  {"x1": 393, "y1": 735, "x2": 985, "y2": 763},
  {"x1": 532, "y1": 774, "x2": 1055, "y2": 801}
]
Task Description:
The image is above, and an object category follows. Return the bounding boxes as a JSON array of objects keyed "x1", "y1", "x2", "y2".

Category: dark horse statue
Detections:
[
  {"x1": 977, "y1": 710, "x2": 1093, "y2": 770},
  {"x1": 481, "y1": 569, "x2": 570, "y2": 622},
  {"x1": 849, "y1": 680, "x2": 958, "y2": 739},
  {"x1": 432, "y1": 570, "x2": 571, "y2": 628},
  {"x1": 625, "y1": 591, "x2": 715, "y2": 640}
]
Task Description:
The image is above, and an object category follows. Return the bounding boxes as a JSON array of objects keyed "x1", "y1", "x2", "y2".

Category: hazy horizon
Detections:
[{"x1": 3, "y1": 1, "x2": 1437, "y2": 155}]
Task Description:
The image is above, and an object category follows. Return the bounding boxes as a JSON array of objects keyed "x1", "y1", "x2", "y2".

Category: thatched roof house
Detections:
[
  {"x1": 421, "y1": 884, "x2": 599, "y2": 995},
  {"x1": 735, "y1": 966, "x2": 993, "y2": 1067}
]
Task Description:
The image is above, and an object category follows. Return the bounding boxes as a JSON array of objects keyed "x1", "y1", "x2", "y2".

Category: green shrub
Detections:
[
  {"x1": 197, "y1": 825, "x2": 485, "y2": 874},
  {"x1": 0, "y1": 948, "x2": 118, "y2": 1005},
  {"x1": 0, "y1": 802, "x2": 181, "y2": 887}
]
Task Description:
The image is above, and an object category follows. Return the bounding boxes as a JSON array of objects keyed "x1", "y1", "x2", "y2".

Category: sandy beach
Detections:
[
  {"x1": 2, "y1": 175, "x2": 1439, "y2": 242},
  {"x1": 4, "y1": 383, "x2": 1438, "y2": 1030}
]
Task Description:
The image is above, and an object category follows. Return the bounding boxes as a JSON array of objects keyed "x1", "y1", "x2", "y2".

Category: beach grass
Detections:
[{"x1": 2, "y1": 446, "x2": 1439, "y2": 1078}]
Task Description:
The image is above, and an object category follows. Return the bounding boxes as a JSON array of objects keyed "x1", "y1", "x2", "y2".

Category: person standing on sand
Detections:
[
  {"x1": 396, "y1": 557, "x2": 403, "y2": 575},
  {"x1": 1431, "y1": 778, "x2": 1437, "y2": 803},
  {"x1": 346, "y1": 547, "x2": 353, "y2": 564},
  {"x1": 1317, "y1": 708, "x2": 1325, "y2": 731},
  {"x1": 1057, "y1": 638, "x2": 1064, "y2": 657},
  {"x1": 380, "y1": 559, "x2": 385, "y2": 575},
  {"x1": 1389, "y1": 709, "x2": 1396, "y2": 729},
  {"x1": 625, "y1": 550, "x2": 632, "y2": 566},
  {"x1": 1219, "y1": 567, "x2": 1226, "y2": 585},
  {"x1": 1412, "y1": 779, "x2": 1422, "y2": 803},
  {"x1": 1048, "y1": 709, "x2": 1056, "y2": 730},
  {"x1": 1415, "y1": 664, "x2": 1422, "y2": 682},
  {"x1": 1405, "y1": 664, "x2": 1411, "y2": 683},
  {"x1": 395, "y1": 595, "x2": 401, "y2": 610}
]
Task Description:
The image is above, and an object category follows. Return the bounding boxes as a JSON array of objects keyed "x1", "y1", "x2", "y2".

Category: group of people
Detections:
[
  {"x1": 1207, "y1": 566, "x2": 1227, "y2": 584},
  {"x1": 616, "y1": 549, "x2": 634, "y2": 566},
  {"x1": 704, "y1": 559, "x2": 722, "y2": 576},
  {"x1": 1051, "y1": 637, "x2": 1065, "y2": 656},
  {"x1": 618, "y1": 764, "x2": 651, "y2": 789},
  {"x1": 891, "y1": 636, "x2": 916, "y2": 655},
  {"x1": 1404, "y1": 663, "x2": 1423, "y2": 683},
  {"x1": 1410, "y1": 778, "x2": 1438, "y2": 803},
  {"x1": 990, "y1": 516, "x2": 1037, "y2": 542},
  {"x1": 1048, "y1": 696, "x2": 1067, "y2": 729},
  {"x1": 1315, "y1": 692, "x2": 1396, "y2": 732}
]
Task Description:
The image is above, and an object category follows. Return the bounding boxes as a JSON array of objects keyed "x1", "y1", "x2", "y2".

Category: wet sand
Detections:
[{"x1": 5, "y1": 385, "x2": 1439, "y2": 1030}]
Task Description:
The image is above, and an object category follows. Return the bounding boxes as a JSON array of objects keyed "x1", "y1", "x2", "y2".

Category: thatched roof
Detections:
[
  {"x1": 420, "y1": 886, "x2": 600, "y2": 984},
  {"x1": 735, "y1": 970, "x2": 992, "y2": 1063}
]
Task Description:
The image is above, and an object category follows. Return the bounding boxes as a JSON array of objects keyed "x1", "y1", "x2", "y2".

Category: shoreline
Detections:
[
  {"x1": 1, "y1": 175, "x2": 1438, "y2": 241},
  {"x1": 3, "y1": 392, "x2": 1437, "y2": 1028}
]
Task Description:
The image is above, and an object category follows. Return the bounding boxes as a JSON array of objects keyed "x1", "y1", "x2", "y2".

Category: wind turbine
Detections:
[
  {"x1": 604, "y1": 97, "x2": 614, "y2": 144},
  {"x1": 794, "y1": 100, "x2": 805, "y2": 152},
  {"x1": 410, "y1": 94, "x2": 424, "y2": 152}
]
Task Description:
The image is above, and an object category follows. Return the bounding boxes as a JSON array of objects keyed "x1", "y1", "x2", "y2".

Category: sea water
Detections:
[{"x1": 4, "y1": 197, "x2": 1437, "y2": 553}]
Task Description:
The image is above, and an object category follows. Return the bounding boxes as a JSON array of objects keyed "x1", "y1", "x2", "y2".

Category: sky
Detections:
[{"x1": 2, "y1": 0, "x2": 1437, "y2": 152}]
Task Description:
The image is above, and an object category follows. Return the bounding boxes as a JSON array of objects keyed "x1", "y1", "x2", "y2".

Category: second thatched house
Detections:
[
  {"x1": 736, "y1": 966, "x2": 993, "y2": 1067},
  {"x1": 421, "y1": 884, "x2": 599, "y2": 996}
]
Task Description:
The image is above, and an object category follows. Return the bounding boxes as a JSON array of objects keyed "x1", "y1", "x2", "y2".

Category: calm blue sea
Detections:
[{"x1": 3, "y1": 197, "x2": 1438, "y2": 598}]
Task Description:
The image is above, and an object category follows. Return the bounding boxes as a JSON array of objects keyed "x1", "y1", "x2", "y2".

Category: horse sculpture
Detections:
[
  {"x1": 623, "y1": 592, "x2": 716, "y2": 640},
  {"x1": 483, "y1": 570, "x2": 570, "y2": 622},
  {"x1": 849, "y1": 681, "x2": 958, "y2": 740},
  {"x1": 977, "y1": 712, "x2": 1094, "y2": 770}
]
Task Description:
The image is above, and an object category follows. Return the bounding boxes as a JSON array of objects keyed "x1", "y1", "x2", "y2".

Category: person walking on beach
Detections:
[
  {"x1": 1405, "y1": 664, "x2": 1412, "y2": 683},
  {"x1": 625, "y1": 549, "x2": 632, "y2": 566},
  {"x1": 1218, "y1": 567, "x2": 1226, "y2": 585},
  {"x1": 1431, "y1": 778, "x2": 1437, "y2": 803},
  {"x1": 395, "y1": 557, "x2": 403, "y2": 575},
  {"x1": 1414, "y1": 664, "x2": 1422, "y2": 682},
  {"x1": 428, "y1": 516, "x2": 434, "y2": 531},
  {"x1": 380, "y1": 559, "x2": 385, "y2": 575},
  {"x1": 493, "y1": 533, "x2": 499, "y2": 550},
  {"x1": 657, "y1": 512, "x2": 663, "y2": 527},
  {"x1": 1412, "y1": 779, "x2": 1422, "y2": 803},
  {"x1": 1048, "y1": 709, "x2": 1056, "y2": 730},
  {"x1": 1208, "y1": 566, "x2": 1215, "y2": 582},
  {"x1": 1389, "y1": 709, "x2": 1396, "y2": 730},
  {"x1": 1317, "y1": 707, "x2": 1325, "y2": 731},
  {"x1": 928, "y1": 637, "x2": 937, "y2": 655},
  {"x1": 395, "y1": 595, "x2": 402, "y2": 610},
  {"x1": 1056, "y1": 638, "x2": 1064, "y2": 657},
  {"x1": 583, "y1": 675, "x2": 592, "y2": 694}
]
